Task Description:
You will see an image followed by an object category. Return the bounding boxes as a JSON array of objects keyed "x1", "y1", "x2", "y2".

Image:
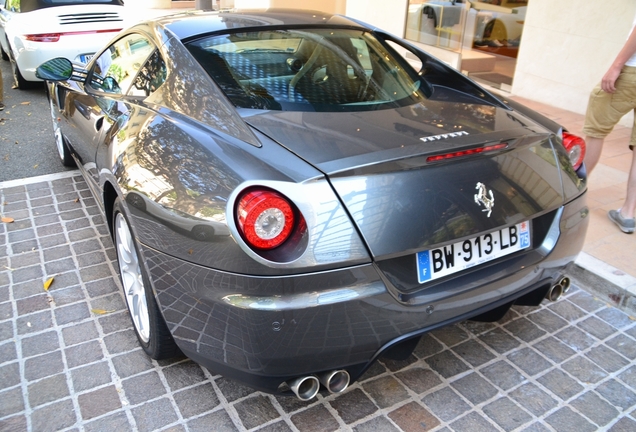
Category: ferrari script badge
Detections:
[{"x1": 474, "y1": 182, "x2": 494, "y2": 217}]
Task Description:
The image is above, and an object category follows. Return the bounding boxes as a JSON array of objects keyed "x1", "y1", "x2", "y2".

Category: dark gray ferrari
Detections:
[{"x1": 37, "y1": 9, "x2": 589, "y2": 400}]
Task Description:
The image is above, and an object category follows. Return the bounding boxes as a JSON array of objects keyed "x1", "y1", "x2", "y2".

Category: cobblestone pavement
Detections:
[{"x1": 1, "y1": 172, "x2": 636, "y2": 432}]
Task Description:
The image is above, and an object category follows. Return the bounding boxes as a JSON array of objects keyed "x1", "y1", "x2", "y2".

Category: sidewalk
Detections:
[{"x1": 508, "y1": 96, "x2": 636, "y2": 316}]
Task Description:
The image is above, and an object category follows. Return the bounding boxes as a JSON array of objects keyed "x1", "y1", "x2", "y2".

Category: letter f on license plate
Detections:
[{"x1": 416, "y1": 222, "x2": 530, "y2": 284}]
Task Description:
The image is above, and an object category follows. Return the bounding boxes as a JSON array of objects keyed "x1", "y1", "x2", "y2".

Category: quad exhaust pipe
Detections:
[
  {"x1": 546, "y1": 277, "x2": 571, "y2": 302},
  {"x1": 288, "y1": 370, "x2": 350, "y2": 400}
]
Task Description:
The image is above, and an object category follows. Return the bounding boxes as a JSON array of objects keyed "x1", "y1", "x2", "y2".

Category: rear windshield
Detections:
[{"x1": 186, "y1": 28, "x2": 429, "y2": 112}]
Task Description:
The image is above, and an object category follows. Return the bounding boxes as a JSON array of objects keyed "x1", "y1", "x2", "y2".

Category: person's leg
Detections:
[
  {"x1": 621, "y1": 149, "x2": 636, "y2": 218},
  {"x1": 584, "y1": 135, "x2": 605, "y2": 174}
]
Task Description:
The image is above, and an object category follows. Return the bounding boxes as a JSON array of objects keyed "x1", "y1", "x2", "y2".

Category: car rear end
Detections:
[
  {"x1": 135, "y1": 14, "x2": 589, "y2": 398},
  {"x1": 12, "y1": 3, "x2": 126, "y2": 81}
]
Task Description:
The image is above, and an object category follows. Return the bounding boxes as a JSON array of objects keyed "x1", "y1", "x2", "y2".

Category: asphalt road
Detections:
[{"x1": 0, "y1": 56, "x2": 76, "y2": 183}]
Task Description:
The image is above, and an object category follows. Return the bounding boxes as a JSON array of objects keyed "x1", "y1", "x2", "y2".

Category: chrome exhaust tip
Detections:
[
  {"x1": 559, "y1": 277, "x2": 571, "y2": 294},
  {"x1": 319, "y1": 370, "x2": 350, "y2": 394},
  {"x1": 546, "y1": 282, "x2": 564, "y2": 302},
  {"x1": 288, "y1": 375, "x2": 320, "y2": 401}
]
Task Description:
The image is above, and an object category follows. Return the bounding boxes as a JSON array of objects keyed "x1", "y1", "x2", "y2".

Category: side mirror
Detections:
[{"x1": 36, "y1": 58, "x2": 73, "y2": 81}]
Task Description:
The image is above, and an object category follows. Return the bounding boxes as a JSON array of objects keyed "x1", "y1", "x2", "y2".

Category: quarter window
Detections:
[{"x1": 90, "y1": 34, "x2": 155, "y2": 95}]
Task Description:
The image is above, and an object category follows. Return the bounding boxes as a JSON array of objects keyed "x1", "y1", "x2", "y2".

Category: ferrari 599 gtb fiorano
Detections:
[{"x1": 36, "y1": 9, "x2": 588, "y2": 400}]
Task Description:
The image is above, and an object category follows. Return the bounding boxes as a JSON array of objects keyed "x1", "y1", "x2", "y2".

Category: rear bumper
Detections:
[{"x1": 143, "y1": 192, "x2": 588, "y2": 394}]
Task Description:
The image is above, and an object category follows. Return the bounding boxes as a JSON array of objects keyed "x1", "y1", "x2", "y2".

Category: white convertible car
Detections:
[{"x1": 0, "y1": 0, "x2": 127, "y2": 88}]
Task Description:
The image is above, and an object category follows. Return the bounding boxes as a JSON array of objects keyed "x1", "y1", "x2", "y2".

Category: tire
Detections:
[
  {"x1": 113, "y1": 198, "x2": 180, "y2": 359},
  {"x1": 49, "y1": 96, "x2": 76, "y2": 167},
  {"x1": 9, "y1": 49, "x2": 32, "y2": 89},
  {"x1": 0, "y1": 45, "x2": 8, "y2": 61}
]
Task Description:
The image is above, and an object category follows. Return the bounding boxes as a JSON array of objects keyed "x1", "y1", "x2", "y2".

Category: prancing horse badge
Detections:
[{"x1": 474, "y1": 182, "x2": 494, "y2": 217}]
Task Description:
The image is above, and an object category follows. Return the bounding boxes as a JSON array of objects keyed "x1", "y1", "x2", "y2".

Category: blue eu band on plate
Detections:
[{"x1": 417, "y1": 221, "x2": 531, "y2": 283}]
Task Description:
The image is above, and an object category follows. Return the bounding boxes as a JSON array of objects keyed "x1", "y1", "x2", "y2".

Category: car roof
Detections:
[{"x1": 156, "y1": 9, "x2": 371, "y2": 41}]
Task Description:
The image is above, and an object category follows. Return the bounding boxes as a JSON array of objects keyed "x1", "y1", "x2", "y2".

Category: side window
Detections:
[
  {"x1": 89, "y1": 34, "x2": 155, "y2": 95},
  {"x1": 128, "y1": 50, "x2": 167, "y2": 97}
]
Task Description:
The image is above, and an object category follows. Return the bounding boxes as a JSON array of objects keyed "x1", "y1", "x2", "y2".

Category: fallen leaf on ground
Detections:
[
  {"x1": 91, "y1": 309, "x2": 115, "y2": 315},
  {"x1": 21, "y1": 101, "x2": 31, "y2": 105},
  {"x1": 1, "y1": 217, "x2": 14, "y2": 223},
  {"x1": 43, "y1": 277, "x2": 54, "y2": 290}
]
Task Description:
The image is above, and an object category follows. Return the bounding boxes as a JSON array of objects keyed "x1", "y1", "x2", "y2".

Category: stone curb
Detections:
[{"x1": 572, "y1": 252, "x2": 636, "y2": 318}]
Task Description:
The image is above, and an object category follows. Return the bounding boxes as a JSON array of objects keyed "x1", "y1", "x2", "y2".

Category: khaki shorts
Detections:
[{"x1": 583, "y1": 65, "x2": 636, "y2": 150}]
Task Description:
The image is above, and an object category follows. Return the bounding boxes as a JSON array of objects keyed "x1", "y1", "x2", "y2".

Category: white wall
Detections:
[
  {"x1": 345, "y1": 0, "x2": 408, "y2": 37},
  {"x1": 513, "y1": 0, "x2": 636, "y2": 125}
]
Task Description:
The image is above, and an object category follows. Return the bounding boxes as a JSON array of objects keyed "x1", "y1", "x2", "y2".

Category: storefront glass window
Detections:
[{"x1": 405, "y1": 0, "x2": 528, "y2": 90}]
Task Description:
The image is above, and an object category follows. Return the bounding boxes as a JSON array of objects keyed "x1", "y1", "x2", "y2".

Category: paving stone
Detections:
[
  {"x1": 16, "y1": 294, "x2": 50, "y2": 316},
  {"x1": 84, "y1": 412, "x2": 132, "y2": 432},
  {"x1": 585, "y1": 345, "x2": 630, "y2": 373},
  {"x1": 50, "y1": 286, "x2": 85, "y2": 307},
  {"x1": 0, "y1": 362, "x2": 20, "y2": 388},
  {"x1": 483, "y1": 397, "x2": 532, "y2": 431},
  {"x1": 274, "y1": 395, "x2": 314, "y2": 414},
  {"x1": 0, "y1": 387, "x2": 25, "y2": 417},
  {"x1": 413, "y1": 333, "x2": 444, "y2": 359},
  {"x1": 31, "y1": 399, "x2": 77, "y2": 432},
  {"x1": 353, "y1": 416, "x2": 399, "y2": 432},
  {"x1": 186, "y1": 409, "x2": 237, "y2": 432},
  {"x1": 478, "y1": 327, "x2": 521, "y2": 354},
  {"x1": 609, "y1": 417, "x2": 636, "y2": 431},
  {"x1": 554, "y1": 325, "x2": 597, "y2": 352},
  {"x1": 507, "y1": 347, "x2": 551, "y2": 376},
  {"x1": 509, "y1": 383, "x2": 558, "y2": 416},
  {"x1": 234, "y1": 395, "x2": 280, "y2": 429},
  {"x1": 103, "y1": 329, "x2": 141, "y2": 355},
  {"x1": 257, "y1": 421, "x2": 292, "y2": 432},
  {"x1": 174, "y1": 383, "x2": 220, "y2": 418},
  {"x1": 424, "y1": 350, "x2": 469, "y2": 378},
  {"x1": 27, "y1": 373, "x2": 70, "y2": 408},
  {"x1": 619, "y1": 366, "x2": 636, "y2": 388},
  {"x1": 0, "y1": 339, "x2": 17, "y2": 364},
  {"x1": 606, "y1": 334, "x2": 636, "y2": 360},
  {"x1": 62, "y1": 321, "x2": 99, "y2": 346},
  {"x1": 362, "y1": 375, "x2": 410, "y2": 409},
  {"x1": 163, "y1": 361, "x2": 208, "y2": 392},
  {"x1": 449, "y1": 411, "x2": 497, "y2": 432},
  {"x1": 577, "y1": 316, "x2": 618, "y2": 340},
  {"x1": 480, "y1": 360, "x2": 525, "y2": 391},
  {"x1": 357, "y1": 360, "x2": 386, "y2": 382},
  {"x1": 451, "y1": 372, "x2": 498, "y2": 405},
  {"x1": 421, "y1": 387, "x2": 470, "y2": 422},
  {"x1": 64, "y1": 340, "x2": 104, "y2": 368},
  {"x1": 330, "y1": 388, "x2": 378, "y2": 424},
  {"x1": 111, "y1": 350, "x2": 154, "y2": 379},
  {"x1": 85, "y1": 278, "x2": 119, "y2": 298},
  {"x1": 429, "y1": 325, "x2": 469, "y2": 347},
  {"x1": 532, "y1": 336, "x2": 577, "y2": 363},
  {"x1": 130, "y1": 397, "x2": 179, "y2": 432},
  {"x1": 388, "y1": 401, "x2": 439, "y2": 431},
  {"x1": 504, "y1": 317, "x2": 546, "y2": 342},
  {"x1": 452, "y1": 339, "x2": 496, "y2": 367},
  {"x1": 99, "y1": 311, "x2": 133, "y2": 334},
  {"x1": 545, "y1": 407, "x2": 597, "y2": 432},
  {"x1": 24, "y1": 350, "x2": 64, "y2": 381},
  {"x1": 596, "y1": 308, "x2": 634, "y2": 330},
  {"x1": 570, "y1": 391, "x2": 619, "y2": 427},
  {"x1": 380, "y1": 353, "x2": 418, "y2": 372},
  {"x1": 595, "y1": 379, "x2": 636, "y2": 410},
  {"x1": 562, "y1": 355, "x2": 608, "y2": 384},
  {"x1": 122, "y1": 371, "x2": 168, "y2": 405},
  {"x1": 548, "y1": 300, "x2": 587, "y2": 321},
  {"x1": 71, "y1": 361, "x2": 113, "y2": 392},
  {"x1": 0, "y1": 415, "x2": 27, "y2": 432},
  {"x1": 290, "y1": 405, "x2": 340, "y2": 432},
  {"x1": 395, "y1": 367, "x2": 443, "y2": 394},
  {"x1": 537, "y1": 369, "x2": 584, "y2": 401}
]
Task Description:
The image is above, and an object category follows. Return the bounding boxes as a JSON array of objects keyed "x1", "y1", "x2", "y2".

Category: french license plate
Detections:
[
  {"x1": 416, "y1": 221, "x2": 530, "y2": 284},
  {"x1": 79, "y1": 54, "x2": 94, "y2": 64}
]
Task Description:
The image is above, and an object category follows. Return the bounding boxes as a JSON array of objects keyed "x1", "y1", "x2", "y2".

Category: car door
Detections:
[{"x1": 61, "y1": 32, "x2": 156, "y2": 192}]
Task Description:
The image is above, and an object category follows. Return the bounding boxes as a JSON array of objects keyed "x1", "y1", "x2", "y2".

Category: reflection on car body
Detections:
[{"x1": 37, "y1": 9, "x2": 588, "y2": 401}]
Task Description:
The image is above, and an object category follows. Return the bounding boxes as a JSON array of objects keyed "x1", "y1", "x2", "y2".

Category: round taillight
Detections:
[
  {"x1": 237, "y1": 190, "x2": 296, "y2": 250},
  {"x1": 562, "y1": 131, "x2": 586, "y2": 171}
]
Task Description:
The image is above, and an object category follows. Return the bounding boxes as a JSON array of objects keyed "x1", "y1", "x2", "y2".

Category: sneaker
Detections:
[{"x1": 608, "y1": 209, "x2": 635, "y2": 234}]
